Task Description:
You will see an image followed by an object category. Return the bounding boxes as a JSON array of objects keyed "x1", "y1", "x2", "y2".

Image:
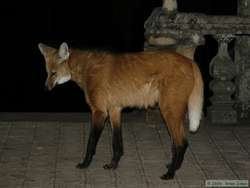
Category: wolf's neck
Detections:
[{"x1": 67, "y1": 49, "x2": 107, "y2": 89}]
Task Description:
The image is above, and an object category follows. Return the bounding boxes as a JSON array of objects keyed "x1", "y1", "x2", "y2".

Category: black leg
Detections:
[
  {"x1": 76, "y1": 126, "x2": 104, "y2": 168},
  {"x1": 166, "y1": 144, "x2": 176, "y2": 169},
  {"x1": 103, "y1": 127, "x2": 123, "y2": 169},
  {"x1": 175, "y1": 140, "x2": 188, "y2": 170},
  {"x1": 76, "y1": 111, "x2": 106, "y2": 169},
  {"x1": 161, "y1": 140, "x2": 188, "y2": 180}
]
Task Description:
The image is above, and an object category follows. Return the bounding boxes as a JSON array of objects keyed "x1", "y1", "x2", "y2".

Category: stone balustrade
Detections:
[{"x1": 144, "y1": 7, "x2": 250, "y2": 124}]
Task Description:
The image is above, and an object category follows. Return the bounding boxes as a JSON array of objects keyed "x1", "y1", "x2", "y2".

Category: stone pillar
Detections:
[
  {"x1": 235, "y1": 0, "x2": 250, "y2": 120},
  {"x1": 208, "y1": 35, "x2": 237, "y2": 124}
]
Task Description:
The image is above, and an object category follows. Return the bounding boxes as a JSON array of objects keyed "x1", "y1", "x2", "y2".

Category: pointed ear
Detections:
[
  {"x1": 38, "y1": 43, "x2": 54, "y2": 57},
  {"x1": 58, "y1": 42, "x2": 69, "y2": 61}
]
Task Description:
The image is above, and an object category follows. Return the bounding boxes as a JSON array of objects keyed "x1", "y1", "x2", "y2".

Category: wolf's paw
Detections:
[
  {"x1": 76, "y1": 162, "x2": 89, "y2": 169},
  {"x1": 103, "y1": 161, "x2": 118, "y2": 170},
  {"x1": 160, "y1": 172, "x2": 175, "y2": 180}
]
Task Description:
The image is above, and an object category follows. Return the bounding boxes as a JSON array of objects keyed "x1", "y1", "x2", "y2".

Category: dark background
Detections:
[{"x1": 0, "y1": 0, "x2": 237, "y2": 112}]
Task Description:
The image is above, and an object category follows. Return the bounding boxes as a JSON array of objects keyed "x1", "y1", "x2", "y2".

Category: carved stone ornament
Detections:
[
  {"x1": 144, "y1": 8, "x2": 250, "y2": 60},
  {"x1": 144, "y1": 8, "x2": 250, "y2": 46}
]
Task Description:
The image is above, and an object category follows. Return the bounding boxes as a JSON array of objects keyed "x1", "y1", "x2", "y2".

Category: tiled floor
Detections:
[{"x1": 0, "y1": 115, "x2": 249, "y2": 188}]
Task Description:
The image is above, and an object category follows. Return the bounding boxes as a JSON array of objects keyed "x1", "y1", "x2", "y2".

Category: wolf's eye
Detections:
[{"x1": 51, "y1": 71, "x2": 56, "y2": 76}]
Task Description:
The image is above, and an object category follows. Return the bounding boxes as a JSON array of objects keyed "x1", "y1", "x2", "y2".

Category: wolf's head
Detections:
[{"x1": 38, "y1": 42, "x2": 71, "y2": 90}]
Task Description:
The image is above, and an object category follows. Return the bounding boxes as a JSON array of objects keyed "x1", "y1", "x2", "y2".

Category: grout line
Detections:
[
  {"x1": 21, "y1": 123, "x2": 37, "y2": 188},
  {"x1": 107, "y1": 122, "x2": 119, "y2": 188},
  {"x1": 188, "y1": 137, "x2": 208, "y2": 180},
  {"x1": 232, "y1": 129, "x2": 250, "y2": 157},
  {"x1": 128, "y1": 123, "x2": 150, "y2": 188},
  {"x1": 83, "y1": 122, "x2": 91, "y2": 188},
  {"x1": 0, "y1": 122, "x2": 12, "y2": 164},
  {"x1": 207, "y1": 129, "x2": 240, "y2": 179},
  {"x1": 81, "y1": 122, "x2": 88, "y2": 188},
  {"x1": 53, "y1": 123, "x2": 62, "y2": 188}
]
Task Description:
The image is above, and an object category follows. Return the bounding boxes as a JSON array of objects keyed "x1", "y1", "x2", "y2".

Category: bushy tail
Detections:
[{"x1": 188, "y1": 63, "x2": 204, "y2": 133}]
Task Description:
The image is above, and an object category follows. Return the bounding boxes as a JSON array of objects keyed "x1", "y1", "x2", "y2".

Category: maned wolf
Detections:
[{"x1": 38, "y1": 42, "x2": 203, "y2": 180}]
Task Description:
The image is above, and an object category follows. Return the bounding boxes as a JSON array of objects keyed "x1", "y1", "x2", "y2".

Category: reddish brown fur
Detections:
[
  {"x1": 67, "y1": 50, "x2": 197, "y2": 145},
  {"x1": 68, "y1": 50, "x2": 193, "y2": 112}
]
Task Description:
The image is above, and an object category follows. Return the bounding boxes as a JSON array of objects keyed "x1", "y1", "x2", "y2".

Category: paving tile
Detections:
[{"x1": 0, "y1": 118, "x2": 249, "y2": 188}]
